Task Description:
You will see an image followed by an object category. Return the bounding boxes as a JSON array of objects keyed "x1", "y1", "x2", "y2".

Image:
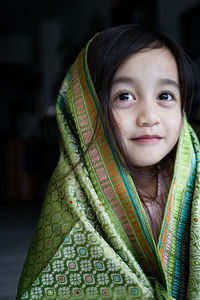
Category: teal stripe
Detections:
[{"x1": 172, "y1": 157, "x2": 196, "y2": 298}]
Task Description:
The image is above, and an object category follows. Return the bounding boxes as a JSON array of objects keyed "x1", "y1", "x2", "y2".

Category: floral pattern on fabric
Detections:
[{"x1": 20, "y1": 219, "x2": 154, "y2": 299}]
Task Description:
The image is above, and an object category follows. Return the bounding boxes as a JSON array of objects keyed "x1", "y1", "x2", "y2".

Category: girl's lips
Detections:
[{"x1": 131, "y1": 135, "x2": 162, "y2": 143}]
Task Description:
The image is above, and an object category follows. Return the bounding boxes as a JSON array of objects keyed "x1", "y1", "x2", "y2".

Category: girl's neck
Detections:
[
  {"x1": 132, "y1": 157, "x2": 174, "y2": 202},
  {"x1": 133, "y1": 166, "x2": 158, "y2": 201},
  {"x1": 133, "y1": 165, "x2": 157, "y2": 177}
]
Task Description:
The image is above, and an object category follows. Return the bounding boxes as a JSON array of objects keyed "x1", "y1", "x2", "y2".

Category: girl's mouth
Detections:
[{"x1": 132, "y1": 135, "x2": 162, "y2": 143}]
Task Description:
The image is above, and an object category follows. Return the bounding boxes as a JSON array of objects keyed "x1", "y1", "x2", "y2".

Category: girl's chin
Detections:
[{"x1": 130, "y1": 160, "x2": 162, "y2": 168}]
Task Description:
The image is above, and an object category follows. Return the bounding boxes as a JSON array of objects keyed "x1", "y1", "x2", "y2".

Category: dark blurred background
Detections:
[{"x1": 1, "y1": 0, "x2": 200, "y2": 299}]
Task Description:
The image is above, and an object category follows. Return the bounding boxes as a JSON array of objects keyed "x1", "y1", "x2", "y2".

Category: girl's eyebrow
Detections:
[
  {"x1": 158, "y1": 78, "x2": 179, "y2": 90},
  {"x1": 112, "y1": 77, "x2": 180, "y2": 90},
  {"x1": 112, "y1": 76, "x2": 136, "y2": 86}
]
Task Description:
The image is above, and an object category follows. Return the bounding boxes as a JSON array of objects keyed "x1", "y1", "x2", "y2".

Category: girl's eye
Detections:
[
  {"x1": 157, "y1": 92, "x2": 174, "y2": 101},
  {"x1": 116, "y1": 92, "x2": 135, "y2": 101}
]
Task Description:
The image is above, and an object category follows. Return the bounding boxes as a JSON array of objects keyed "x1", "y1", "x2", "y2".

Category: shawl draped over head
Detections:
[{"x1": 17, "y1": 39, "x2": 200, "y2": 300}]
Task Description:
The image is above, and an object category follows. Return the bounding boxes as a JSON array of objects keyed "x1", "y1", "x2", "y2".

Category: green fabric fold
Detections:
[{"x1": 16, "y1": 41, "x2": 200, "y2": 300}]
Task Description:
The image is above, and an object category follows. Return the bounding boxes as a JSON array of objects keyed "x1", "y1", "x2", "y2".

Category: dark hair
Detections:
[{"x1": 87, "y1": 24, "x2": 198, "y2": 173}]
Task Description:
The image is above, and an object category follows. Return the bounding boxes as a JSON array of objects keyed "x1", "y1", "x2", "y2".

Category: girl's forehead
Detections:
[
  {"x1": 120, "y1": 47, "x2": 176, "y2": 69},
  {"x1": 113, "y1": 48, "x2": 179, "y2": 85}
]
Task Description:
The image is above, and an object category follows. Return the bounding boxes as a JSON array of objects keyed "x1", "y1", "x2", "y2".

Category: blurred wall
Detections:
[{"x1": 157, "y1": 0, "x2": 199, "y2": 41}]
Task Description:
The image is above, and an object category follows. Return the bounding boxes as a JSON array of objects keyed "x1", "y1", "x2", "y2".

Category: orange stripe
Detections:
[{"x1": 159, "y1": 179, "x2": 175, "y2": 260}]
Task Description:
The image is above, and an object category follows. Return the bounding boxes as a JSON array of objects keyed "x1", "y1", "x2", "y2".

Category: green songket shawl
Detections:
[{"x1": 17, "y1": 42, "x2": 200, "y2": 300}]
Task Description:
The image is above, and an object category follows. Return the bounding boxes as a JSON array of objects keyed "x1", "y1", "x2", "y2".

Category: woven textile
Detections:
[{"x1": 16, "y1": 42, "x2": 200, "y2": 300}]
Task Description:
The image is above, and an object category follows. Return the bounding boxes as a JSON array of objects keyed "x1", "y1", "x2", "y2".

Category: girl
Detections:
[{"x1": 17, "y1": 24, "x2": 200, "y2": 299}]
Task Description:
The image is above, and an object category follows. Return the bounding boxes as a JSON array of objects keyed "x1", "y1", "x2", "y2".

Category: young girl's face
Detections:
[{"x1": 111, "y1": 47, "x2": 182, "y2": 168}]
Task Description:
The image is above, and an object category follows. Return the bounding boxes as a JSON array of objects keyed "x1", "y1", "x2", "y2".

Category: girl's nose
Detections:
[{"x1": 136, "y1": 103, "x2": 160, "y2": 127}]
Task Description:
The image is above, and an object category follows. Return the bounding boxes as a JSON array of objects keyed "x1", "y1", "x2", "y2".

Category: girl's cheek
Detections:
[{"x1": 112, "y1": 110, "x2": 121, "y2": 125}]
